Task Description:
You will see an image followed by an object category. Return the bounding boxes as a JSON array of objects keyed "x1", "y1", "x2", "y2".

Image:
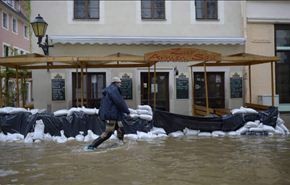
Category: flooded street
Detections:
[{"x1": 1, "y1": 136, "x2": 290, "y2": 185}]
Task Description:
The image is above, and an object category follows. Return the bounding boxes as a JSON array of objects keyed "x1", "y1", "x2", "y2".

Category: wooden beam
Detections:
[
  {"x1": 191, "y1": 66, "x2": 195, "y2": 115},
  {"x1": 154, "y1": 63, "x2": 156, "y2": 111},
  {"x1": 16, "y1": 66, "x2": 19, "y2": 107},
  {"x1": 248, "y1": 65, "x2": 252, "y2": 103},
  {"x1": 80, "y1": 63, "x2": 84, "y2": 106},
  {"x1": 204, "y1": 62, "x2": 209, "y2": 115},
  {"x1": 147, "y1": 66, "x2": 150, "y2": 105},
  {"x1": 271, "y1": 61, "x2": 274, "y2": 106}
]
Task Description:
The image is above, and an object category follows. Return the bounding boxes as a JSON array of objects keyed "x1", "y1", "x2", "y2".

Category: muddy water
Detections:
[{"x1": 1, "y1": 136, "x2": 290, "y2": 185}]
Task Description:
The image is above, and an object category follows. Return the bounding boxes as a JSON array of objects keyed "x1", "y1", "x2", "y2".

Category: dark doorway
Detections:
[
  {"x1": 72, "y1": 72, "x2": 106, "y2": 108},
  {"x1": 141, "y1": 72, "x2": 169, "y2": 111},
  {"x1": 194, "y1": 72, "x2": 225, "y2": 108}
]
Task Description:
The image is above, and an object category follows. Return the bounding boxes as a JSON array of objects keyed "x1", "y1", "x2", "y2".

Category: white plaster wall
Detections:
[{"x1": 30, "y1": 1, "x2": 243, "y2": 37}]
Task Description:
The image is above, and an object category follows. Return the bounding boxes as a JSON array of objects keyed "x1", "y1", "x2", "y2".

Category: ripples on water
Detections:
[{"x1": 1, "y1": 136, "x2": 290, "y2": 185}]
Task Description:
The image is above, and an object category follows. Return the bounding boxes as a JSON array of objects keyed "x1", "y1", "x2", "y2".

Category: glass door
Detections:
[
  {"x1": 194, "y1": 72, "x2": 225, "y2": 108},
  {"x1": 141, "y1": 72, "x2": 169, "y2": 111},
  {"x1": 72, "y1": 72, "x2": 106, "y2": 108}
]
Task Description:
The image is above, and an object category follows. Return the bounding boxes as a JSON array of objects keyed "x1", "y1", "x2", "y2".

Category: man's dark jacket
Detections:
[{"x1": 99, "y1": 83, "x2": 130, "y2": 121}]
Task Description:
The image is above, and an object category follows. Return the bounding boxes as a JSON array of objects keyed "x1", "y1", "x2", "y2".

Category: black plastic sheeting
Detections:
[
  {"x1": 152, "y1": 107, "x2": 278, "y2": 134},
  {"x1": 0, "y1": 107, "x2": 278, "y2": 136},
  {"x1": 0, "y1": 111, "x2": 153, "y2": 137}
]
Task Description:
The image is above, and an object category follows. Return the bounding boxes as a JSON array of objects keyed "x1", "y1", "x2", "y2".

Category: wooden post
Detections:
[
  {"x1": 147, "y1": 65, "x2": 150, "y2": 105},
  {"x1": 271, "y1": 62, "x2": 274, "y2": 106},
  {"x1": 204, "y1": 62, "x2": 209, "y2": 115},
  {"x1": 191, "y1": 66, "x2": 195, "y2": 115},
  {"x1": 76, "y1": 67, "x2": 79, "y2": 106},
  {"x1": 16, "y1": 66, "x2": 19, "y2": 107},
  {"x1": 80, "y1": 62, "x2": 84, "y2": 107},
  {"x1": 154, "y1": 63, "x2": 157, "y2": 111},
  {"x1": 248, "y1": 65, "x2": 252, "y2": 103},
  {"x1": 0, "y1": 67, "x2": 2, "y2": 107},
  {"x1": 21, "y1": 74, "x2": 25, "y2": 107}
]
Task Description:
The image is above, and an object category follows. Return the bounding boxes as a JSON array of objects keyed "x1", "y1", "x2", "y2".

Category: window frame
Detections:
[
  {"x1": 275, "y1": 24, "x2": 290, "y2": 103},
  {"x1": 24, "y1": 25, "x2": 28, "y2": 39},
  {"x1": 195, "y1": 0, "x2": 218, "y2": 20},
  {"x1": 12, "y1": 17, "x2": 18, "y2": 33},
  {"x1": 73, "y1": 0, "x2": 100, "y2": 20},
  {"x1": 2, "y1": 12, "x2": 9, "y2": 30},
  {"x1": 141, "y1": 0, "x2": 166, "y2": 20}
]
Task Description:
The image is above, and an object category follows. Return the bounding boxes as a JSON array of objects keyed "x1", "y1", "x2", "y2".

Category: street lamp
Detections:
[{"x1": 31, "y1": 14, "x2": 53, "y2": 56}]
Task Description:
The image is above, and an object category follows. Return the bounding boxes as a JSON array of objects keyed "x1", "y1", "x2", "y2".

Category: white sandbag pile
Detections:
[
  {"x1": 129, "y1": 105, "x2": 153, "y2": 121},
  {"x1": 54, "y1": 107, "x2": 99, "y2": 117}
]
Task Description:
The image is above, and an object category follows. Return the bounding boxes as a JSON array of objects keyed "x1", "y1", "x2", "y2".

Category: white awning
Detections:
[{"x1": 49, "y1": 35, "x2": 245, "y2": 46}]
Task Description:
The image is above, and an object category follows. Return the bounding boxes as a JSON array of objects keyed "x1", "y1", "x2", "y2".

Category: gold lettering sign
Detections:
[{"x1": 145, "y1": 48, "x2": 221, "y2": 62}]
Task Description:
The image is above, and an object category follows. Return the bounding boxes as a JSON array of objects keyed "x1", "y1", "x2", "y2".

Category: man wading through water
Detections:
[{"x1": 87, "y1": 77, "x2": 130, "y2": 150}]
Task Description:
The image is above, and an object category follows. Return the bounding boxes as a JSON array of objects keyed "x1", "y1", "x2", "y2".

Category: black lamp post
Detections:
[{"x1": 31, "y1": 14, "x2": 53, "y2": 56}]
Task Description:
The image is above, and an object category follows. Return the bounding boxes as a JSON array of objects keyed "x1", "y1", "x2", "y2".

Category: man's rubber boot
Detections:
[
  {"x1": 117, "y1": 127, "x2": 125, "y2": 141},
  {"x1": 87, "y1": 137, "x2": 104, "y2": 150}
]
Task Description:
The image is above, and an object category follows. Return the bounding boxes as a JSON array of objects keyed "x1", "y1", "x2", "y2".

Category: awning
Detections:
[{"x1": 50, "y1": 35, "x2": 245, "y2": 46}]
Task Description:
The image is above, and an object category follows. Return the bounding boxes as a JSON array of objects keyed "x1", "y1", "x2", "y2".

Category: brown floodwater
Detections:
[{"x1": 1, "y1": 135, "x2": 290, "y2": 185}]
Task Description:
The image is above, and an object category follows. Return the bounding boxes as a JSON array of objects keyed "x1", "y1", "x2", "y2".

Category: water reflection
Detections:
[{"x1": 1, "y1": 136, "x2": 290, "y2": 185}]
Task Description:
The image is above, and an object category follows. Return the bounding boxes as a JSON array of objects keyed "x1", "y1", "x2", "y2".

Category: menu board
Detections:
[
  {"x1": 176, "y1": 73, "x2": 189, "y2": 99},
  {"x1": 120, "y1": 74, "x2": 132, "y2": 100},
  {"x1": 51, "y1": 73, "x2": 65, "y2": 101},
  {"x1": 230, "y1": 73, "x2": 242, "y2": 98}
]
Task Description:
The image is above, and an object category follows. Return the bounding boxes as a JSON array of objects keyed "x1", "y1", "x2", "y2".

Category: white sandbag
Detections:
[
  {"x1": 276, "y1": 117, "x2": 285, "y2": 126},
  {"x1": 129, "y1": 113, "x2": 139, "y2": 119},
  {"x1": 125, "y1": 134, "x2": 138, "y2": 140},
  {"x1": 137, "y1": 109, "x2": 152, "y2": 115},
  {"x1": 235, "y1": 127, "x2": 248, "y2": 135},
  {"x1": 212, "y1": 131, "x2": 226, "y2": 136},
  {"x1": 84, "y1": 130, "x2": 98, "y2": 142},
  {"x1": 75, "y1": 131, "x2": 85, "y2": 142},
  {"x1": 279, "y1": 123, "x2": 289, "y2": 134},
  {"x1": 139, "y1": 114, "x2": 152, "y2": 121},
  {"x1": 137, "y1": 131, "x2": 157, "y2": 139},
  {"x1": 241, "y1": 107, "x2": 258, "y2": 114},
  {"x1": 137, "y1": 105, "x2": 152, "y2": 112},
  {"x1": 33, "y1": 120, "x2": 45, "y2": 140},
  {"x1": 274, "y1": 126, "x2": 284, "y2": 135},
  {"x1": 245, "y1": 121, "x2": 259, "y2": 128},
  {"x1": 231, "y1": 108, "x2": 246, "y2": 114},
  {"x1": 150, "y1": 127, "x2": 166, "y2": 135},
  {"x1": 53, "y1": 130, "x2": 67, "y2": 143},
  {"x1": 82, "y1": 108, "x2": 97, "y2": 115},
  {"x1": 44, "y1": 133, "x2": 53, "y2": 141},
  {"x1": 249, "y1": 127, "x2": 264, "y2": 132},
  {"x1": 8, "y1": 107, "x2": 28, "y2": 114},
  {"x1": 227, "y1": 131, "x2": 239, "y2": 136},
  {"x1": 0, "y1": 107, "x2": 13, "y2": 114},
  {"x1": 261, "y1": 125, "x2": 276, "y2": 133},
  {"x1": 24, "y1": 133, "x2": 33, "y2": 143},
  {"x1": 54, "y1": 109, "x2": 68, "y2": 116},
  {"x1": 198, "y1": 132, "x2": 212, "y2": 137},
  {"x1": 0, "y1": 133, "x2": 7, "y2": 142},
  {"x1": 183, "y1": 128, "x2": 200, "y2": 136},
  {"x1": 129, "y1": 108, "x2": 137, "y2": 114},
  {"x1": 169, "y1": 131, "x2": 184, "y2": 137},
  {"x1": 67, "y1": 107, "x2": 82, "y2": 116},
  {"x1": 6, "y1": 133, "x2": 24, "y2": 142}
]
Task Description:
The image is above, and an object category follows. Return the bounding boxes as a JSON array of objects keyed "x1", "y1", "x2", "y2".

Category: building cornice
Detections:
[{"x1": 50, "y1": 35, "x2": 245, "y2": 46}]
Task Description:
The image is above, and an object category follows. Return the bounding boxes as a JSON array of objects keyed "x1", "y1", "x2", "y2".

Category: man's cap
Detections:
[{"x1": 112, "y1": 76, "x2": 121, "y2": 83}]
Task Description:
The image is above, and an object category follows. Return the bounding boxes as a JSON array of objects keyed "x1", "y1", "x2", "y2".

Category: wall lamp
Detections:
[{"x1": 30, "y1": 14, "x2": 53, "y2": 56}]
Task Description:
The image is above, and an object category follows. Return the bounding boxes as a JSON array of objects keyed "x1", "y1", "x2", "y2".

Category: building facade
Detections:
[
  {"x1": 0, "y1": 0, "x2": 30, "y2": 56},
  {"x1": 30, "y1": 0, "x2": 273, "y2": 114},
  {"x1": 246, "y1": 0, "x2": 290, "y2": 111}
]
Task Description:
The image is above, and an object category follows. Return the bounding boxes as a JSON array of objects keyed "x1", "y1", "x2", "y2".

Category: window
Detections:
[
  {"x1": 141, "y1": 0, "x2": 165, "y2": 20},
  {"x1": 195, "y1": 0, "x2": 218, "y2": 20},
  {"x1": 74, "y1": 0, "x2": 99, "y2": 19},
  {"x1": 12, "y1": 17, "x2": 17, "y2": 33},
  {"x1": 2, "y1": 12, "x2": 8, "y2": 29},
  {"x1": 24, "y1": 25, "x2": 28, "y2": 38},
  {"x1": 275, "y1": 24, "x2": 290, "y2": 103},
  {"x1": 3, "y1": 45, "x2": 10, "y2": 57}
]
